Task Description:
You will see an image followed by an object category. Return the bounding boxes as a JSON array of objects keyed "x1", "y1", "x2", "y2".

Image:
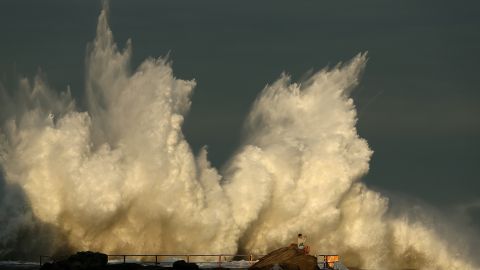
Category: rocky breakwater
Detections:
[
  {"x1": 249, "y1": 245, "x2": 318, "y2": 270},
  {"x1": 40, "y1": 251, "x2": 201, "y2": 270}
]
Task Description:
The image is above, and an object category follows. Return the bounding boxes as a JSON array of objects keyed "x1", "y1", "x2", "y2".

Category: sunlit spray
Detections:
[{"x1": 0, "y1": 5, "x2": 476, "y2": 270}]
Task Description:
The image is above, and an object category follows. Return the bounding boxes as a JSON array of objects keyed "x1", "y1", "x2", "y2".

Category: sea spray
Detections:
[
  {"x1": 0, "y1": 5, "x2": 477, "y2": 270},
  {"x1": 0, "y1": 8, "x2": 238, "y2": 256}
]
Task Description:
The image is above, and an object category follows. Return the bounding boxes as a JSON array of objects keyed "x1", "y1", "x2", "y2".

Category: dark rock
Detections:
[
  {"x1": 41, "y1": 251, "x2": 108, "y2": 270},
  {"x1": 250, "y1": 246, "x2": 318, "y2": 270},
  {"x1": 143, "y1": 266, "x2": 169, "y2": 270},
  {"x1": 104, "y1": 262, "x2": 144, "y2": 270},
  {"x1": 40, "y1": 262, "x2": 62, "y2": 270},
  {"x1": 68, "y1": 251, "x2": 108, "y2": 268},
  {"x1": 172, "y1": 260, "x2": 199, "y2": 270}
]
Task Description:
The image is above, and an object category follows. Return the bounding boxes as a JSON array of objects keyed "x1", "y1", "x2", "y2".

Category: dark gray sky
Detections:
[{"x1": 1, "y1": 0, "x2": 479, "y2": 230}]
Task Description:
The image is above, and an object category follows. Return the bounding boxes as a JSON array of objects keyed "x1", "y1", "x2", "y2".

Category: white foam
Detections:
[{"x1": 0, "y1": 3, "x2": 477, "y2": 270}]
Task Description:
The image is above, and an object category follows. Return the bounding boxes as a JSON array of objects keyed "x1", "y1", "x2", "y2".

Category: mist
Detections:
[{"x1": 0, "y1": 5, "x2": 477, "y2": 270}]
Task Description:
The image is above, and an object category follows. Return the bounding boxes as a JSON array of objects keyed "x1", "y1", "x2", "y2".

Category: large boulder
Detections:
[
  {"x1": 68, "y1": 251, "x2": 108, "y2": 268},
  {"x1": 172, "y1": 260, "x2": 200, "y2": 270},
  {"x1": 250, "y1": 246, "x2": 318, "y2": 270},
  {"x1": 40, "y1": 251, "x2": 108, "y2": 270}
]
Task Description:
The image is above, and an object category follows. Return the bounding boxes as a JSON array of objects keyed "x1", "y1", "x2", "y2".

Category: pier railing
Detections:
[
  {"x1": 40, "y1": 253, "x2": 340, "y2": 268},
  {"x1": 106, "y1": 254, "x2": 265, "y2": 266},
  {"x1": 39, "y1": 254, "x2": 266, "y2": 266}
]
